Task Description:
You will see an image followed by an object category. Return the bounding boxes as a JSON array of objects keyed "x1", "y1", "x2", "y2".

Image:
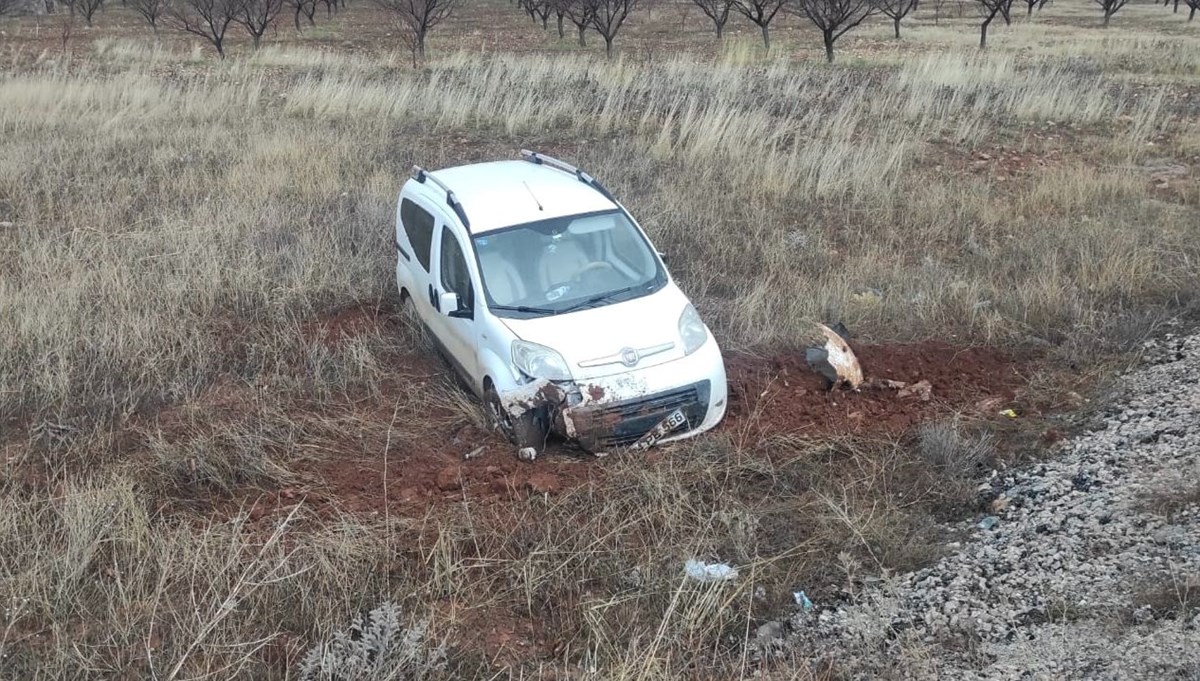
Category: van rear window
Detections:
[{"x1": 400, "y1": 199, "x2": 434, "y2": 272}]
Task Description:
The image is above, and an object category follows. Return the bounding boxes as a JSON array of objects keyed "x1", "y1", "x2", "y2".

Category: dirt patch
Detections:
[
  {"x1": 724, "y1": 342, "x2": 1026, "y2": 442},
  {"x1": 298, "y1": 302, "x2": 401, "y2": 347},
  {"x1": 295, "y1": 427, "x2": 593, "y2": 518},
  {"x1": 151, "y1": 305, "x2": 1031, "y2": 523},
  {"x1": 242, "y1": 340, "x2": 1026, "y2": 521}
]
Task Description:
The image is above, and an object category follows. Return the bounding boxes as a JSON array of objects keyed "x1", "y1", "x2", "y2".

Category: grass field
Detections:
[{"x1": 1, "y1": 0, "x2": 1199, "y2": 677}]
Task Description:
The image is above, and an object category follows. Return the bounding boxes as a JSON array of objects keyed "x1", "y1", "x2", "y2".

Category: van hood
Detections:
[{"x1": 500, "y1": 285, "x2": 692, "y2": 380}]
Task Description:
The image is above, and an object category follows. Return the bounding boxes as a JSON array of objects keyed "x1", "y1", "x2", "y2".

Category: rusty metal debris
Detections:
[
  {"x1": 806, "y1": 323, "x2": 864, "y2": 389},
  {"x1": 499, "y1": 379, "x2": 565, "y2": 417}
]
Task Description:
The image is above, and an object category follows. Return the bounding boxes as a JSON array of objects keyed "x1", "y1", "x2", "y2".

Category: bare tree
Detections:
[
  {"x1": 730, "y1": 0, "x2": 789, "y2": 50},
  {"x1": 876, "y1": 0, "x2": 916, "y2": 37},
  {"x1": 285, "y1": 0, "x2": 316, "y2": 29},
  {"x1": 790, "y1": 0, "x2": 874, "y2": 61},
  {"x1": 562, "y1": 0, "x2": 592, "y2": 44},
  {"x1": 131, "y1": 0, "x2": 168, "y2": 31},
  {"x1": 931, "y1": 0, "x2": 948, "y2": 22},
  {"x1": 61, "y1": 0, "x2": 104, "y2": 26},
  {"x1": 376, "y1": 0, "x2": 458, "y2": 66},
  {"x1": 234, "y1": 0, "x2": 282, "y2": 45},
  {"x1": 552, "y1": 0, "x2": 565, "y2": 37},
  {"x1": 973, "y1": 0, "x2": 1011, "y2": 48},
  {"x1": 529, "y1": 0, "x2": 553, "y2": 27},
  {"x1": 586, "y1": 0, "x2": 639, "y2": 58},
  {"x1": 1093, "y1": 0, "x2": 1126, "y2": 25},
  {"x1": 58, "y1": 9, "x2": 73, "y2": 49},
  {"x1": 167, "y1": 0, "x2": 239, "y2": 58},
  {"x1": 688, "y1": 0, "x2": 733, "y2": 38},
  {"x1": 0, "y1": 0, "x2": 23, "y2": 17}
]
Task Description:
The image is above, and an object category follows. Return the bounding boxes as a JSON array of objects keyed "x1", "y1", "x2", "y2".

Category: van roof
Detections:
[{"x1": 424, "y1": 160, "x2": 619, "y2": 235}]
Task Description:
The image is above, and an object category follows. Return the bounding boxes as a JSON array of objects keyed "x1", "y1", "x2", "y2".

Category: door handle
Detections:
[{"x1": 428, "y1": 284, "x2": 440, "y2": 312}]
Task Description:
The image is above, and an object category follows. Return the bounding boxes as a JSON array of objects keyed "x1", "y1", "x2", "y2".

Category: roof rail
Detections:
[
  {"x1": 411, "y1": 165, "x2": 471, "y2": 229},
  {"x1": 519, "y1": 149, "x2": 616, "y2": 202}
]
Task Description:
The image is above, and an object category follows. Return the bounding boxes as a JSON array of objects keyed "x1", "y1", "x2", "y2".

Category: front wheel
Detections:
[{"x1": 484, "y1": 384, "x2": 548, "y2": 450}]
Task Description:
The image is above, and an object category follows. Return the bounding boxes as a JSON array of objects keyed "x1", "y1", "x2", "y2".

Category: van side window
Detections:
[
  {"x1": 440, "y1": 228, "x2": 473, "y2": 314},
  {"x1": 400, "y1": 198, "x2": 434, "y2": 272}
]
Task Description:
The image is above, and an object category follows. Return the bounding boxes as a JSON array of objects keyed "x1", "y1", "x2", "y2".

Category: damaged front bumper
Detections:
[{"x1": 498, "y1": 339, "x2": 728, "y2": 452}]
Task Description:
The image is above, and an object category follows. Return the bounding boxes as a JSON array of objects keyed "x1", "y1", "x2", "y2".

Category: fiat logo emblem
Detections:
[{"x1": 620, "y1": 347, "x2": 640, "y2": 367}]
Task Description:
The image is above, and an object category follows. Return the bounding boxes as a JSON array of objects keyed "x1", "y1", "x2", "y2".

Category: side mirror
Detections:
[
  {"x1": 657, "y1": 251, "x2": 669, "y2": 264},
  {"x1": 440, "y1": 291, "x2": 471, "y2": 319}
]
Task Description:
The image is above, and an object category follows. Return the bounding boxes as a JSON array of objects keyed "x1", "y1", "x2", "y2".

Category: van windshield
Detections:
[{"x1": 472, "y1": 210, "x2": 665, "y2": 318}]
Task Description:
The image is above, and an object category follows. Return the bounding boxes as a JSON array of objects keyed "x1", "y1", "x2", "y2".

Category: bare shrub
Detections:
[
  {"x1": 586, "y1": 0, "x2": 640, "y2": 58},
  {"x1": 0, "y1": 0, "x2": 24, "y2": 16},
  {"x1": 790, "y1": 0, "x2": 876, "y2": 62},
  {"x1": 1132, "y1": 570, "x2": 1200, "y2": 621},
  {"x1": 130, "y1": 0, "x2": 167, "y2": 31},
  {"x1": 375, "y1": 0, "x2": 459, "y2": 66},
  {"x1": 235, "y1": 0, "x2": 283, "y2": 47},
  {"x1": 688, "y1": 0, "x2": 734, "y2": 39},
  {"x1": 285, "y1": 0, "x2": 317, "y2": 29},
  {"x1": 297, "y1": 603, "x2": 446, "y2": 681},
  {"x1": 730, "y1": 0, "x2": 789, "y2": 50},
  {"x1": 561, "y1": 0, "x2": 593, "y2": 45},
  {"x1": 166, "y1": 0, "x2": 239, "y2": 58},
  {"x1": 526, "y1": 0, "x2": 553, "y2": 28},
  {"x1": 917, "y1": 420, "x2": 996, "y2": 485},
  {"x1": 973, "y1": 0, "x2": 1012, "y2": 48},
  {"x1": 1094, "y1": 0, "x2": 1128, "y2": 26},
  {"x1": 60, "y1": 0, "x2": 103, "y2": 25},
  {"x1": 876, "y1": 0, "x2": 917, "y2": 38}
]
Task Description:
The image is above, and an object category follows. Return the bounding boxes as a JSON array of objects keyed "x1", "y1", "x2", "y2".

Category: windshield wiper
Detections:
[
  {"x1": 557, "y1": 285, "x2": 640, "y2": 314},
  {"x1": 489, "y1": 304, "x2": 558, "y2": 316}
]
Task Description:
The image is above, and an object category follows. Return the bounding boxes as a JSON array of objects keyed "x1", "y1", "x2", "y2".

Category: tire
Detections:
[{"x1": 484, "y1": 384, "x2": 548, "y2": 450}]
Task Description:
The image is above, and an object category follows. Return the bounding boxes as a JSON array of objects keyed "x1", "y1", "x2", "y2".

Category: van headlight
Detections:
[
  {"x1": 512, "y1": 340, "x2": 572, "y2": 381},
  {"x1": 679, "y1": 304, "x2": 708, "y2": 355}
]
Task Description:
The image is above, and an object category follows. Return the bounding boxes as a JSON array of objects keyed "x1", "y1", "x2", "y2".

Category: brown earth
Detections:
[
  {"x1": 197, "y1": 306, "x2": 1032, "y2": 523},
  {"x1": 723, "y1": 342, "x2": 1025, "y2": 443}
]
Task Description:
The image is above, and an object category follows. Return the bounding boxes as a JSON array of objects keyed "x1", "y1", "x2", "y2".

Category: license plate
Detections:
[{"x1": 630, "y1": 408, "x2": 687, "y2": 450}]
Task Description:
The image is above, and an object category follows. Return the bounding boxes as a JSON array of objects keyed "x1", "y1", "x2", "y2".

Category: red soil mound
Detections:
[
  {"x1": 189, "y1": 307, "x2": 1030, "y2": 521},
  {"x1": 724, "y1": 342, "x2": 1024, "y2": 441}
]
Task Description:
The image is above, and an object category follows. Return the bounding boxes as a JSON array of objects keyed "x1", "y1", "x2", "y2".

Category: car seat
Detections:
[
  {"x1": 479, "y1": 249, "x2": 527, "y2": 306},
  {"x1": 537, "y1": 238, "x2": 591, "y2": 291}
]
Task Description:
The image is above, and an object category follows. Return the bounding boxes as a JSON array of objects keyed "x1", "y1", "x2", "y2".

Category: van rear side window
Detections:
[{"x1": 400, "y1": 199, "x2": 435, "y2": 272}]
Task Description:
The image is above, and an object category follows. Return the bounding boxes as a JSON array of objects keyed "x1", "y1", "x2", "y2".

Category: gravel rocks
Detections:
[{"x1": 782, "y1": 332, "x2": 1200, "y2": 679}]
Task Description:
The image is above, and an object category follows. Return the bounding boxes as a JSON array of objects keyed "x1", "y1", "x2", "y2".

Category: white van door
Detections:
[
  {"x1": 397, "y1": 197, "x2": 439, "y2": 323},
  {"x1": 427, "y1": 223, "x2": 479, "y2": 384}
]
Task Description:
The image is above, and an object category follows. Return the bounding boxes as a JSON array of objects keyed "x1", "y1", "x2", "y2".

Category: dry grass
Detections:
[{"x1": 2, "y1": 1, "x2": 1200, "y2": 677}]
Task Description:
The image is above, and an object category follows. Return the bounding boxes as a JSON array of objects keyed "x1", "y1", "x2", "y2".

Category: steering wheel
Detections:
[{"x1": 575, "y1": 261, "x2": 617, "y2": 279}]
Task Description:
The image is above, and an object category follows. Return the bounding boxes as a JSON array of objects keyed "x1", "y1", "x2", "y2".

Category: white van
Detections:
[{"x1": 394, "y1": 150, "x2": 727, "y2": 454}]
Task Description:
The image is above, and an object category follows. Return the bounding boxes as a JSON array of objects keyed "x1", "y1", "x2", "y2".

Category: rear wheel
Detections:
[{"x1": 484, "y1": 384, "x2": 548, "y2": 450}]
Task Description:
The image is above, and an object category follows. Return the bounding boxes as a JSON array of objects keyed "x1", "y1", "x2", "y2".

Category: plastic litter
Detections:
[
  {"x1": 978, "y1": 515, "x2": 1000, "y2": 530},
  {"x1": 517, "y1": 447, "x2": 537, "y2": 462},
  {"x1": 1000, "y1": 409, "x2": 1018, "y2": 419},
  {"x1": 684, "y1": 559, "x2": 739, "y2": 583},
  {"x1": 793, "y1": 590, "x2": 814, "y2": 611}
]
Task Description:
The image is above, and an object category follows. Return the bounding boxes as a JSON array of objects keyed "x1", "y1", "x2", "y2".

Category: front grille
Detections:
[{"x1": 587, "y1": 381, "x2": 710, "y2": 449}]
